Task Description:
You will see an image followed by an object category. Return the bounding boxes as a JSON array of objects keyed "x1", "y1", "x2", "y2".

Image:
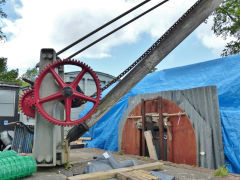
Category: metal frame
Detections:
[{"x1": 33, "y1": 49, "x2": 67, "y2": 166}]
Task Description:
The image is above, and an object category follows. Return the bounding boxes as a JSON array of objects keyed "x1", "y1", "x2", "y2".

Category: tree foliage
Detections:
[
  {"x1": 0, "y1": 2, "x2": 21, "y2": 84},
  {"x1": 212, "y1": 0, "x2": 240, "y2": 56},
  {"x1": 21, "y1": 67, "x2": 39, "y2": 82},
  {"x1": 0, "y1": 0, "x2": 7, "y2": 41},
  {"x1": 0, "y1": 57, "x2": 22, "y2": 83}
]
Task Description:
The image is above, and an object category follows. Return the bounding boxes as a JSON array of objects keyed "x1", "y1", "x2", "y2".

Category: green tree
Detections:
[
  {"x1": 0, "y1": 0, "x2": 6, "y2": 41},
  {"x1": 0, "y1": 57, "x2": 22, "y2": 83},
  {"x1": 22, "y1": 67, "x2": 39, "y2": 82},
  {"x1": 212, "y1": 0, "x2": 240, "y2": 56}
]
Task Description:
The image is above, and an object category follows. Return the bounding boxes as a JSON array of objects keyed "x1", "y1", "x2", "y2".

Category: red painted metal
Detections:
[
  {"x1": 34, "y1": 59, "x2": 101, "y2": 126},
  {"x1": 162, "y1": 98, "x2": 197, "y2": 165},
  {"x1": 141, "y1": 99, "x2": 146, "y2": 156},
  {"x1": 121, "y1": 103, "x2": 142, "y2": 155},
  {"x1": 121, "y1": 117, "x2": 141, "y2": 155},
  {"x1": 121, "y1": 97, "x2": 197, "y2": 166},
  {"x1": 19, "y1": 89, "x2": 36, "y2": 118}
]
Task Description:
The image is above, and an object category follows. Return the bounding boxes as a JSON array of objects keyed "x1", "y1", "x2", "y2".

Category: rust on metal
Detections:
[
  {"x1": 141, "y1": 99, "x2": 146, "y2": 156},
  {"x1": 121, "y1": 97, "x2": 197, "y2": 166},
  {"x1": 121, "y1": 105, "x2": 141, "y2": 155}
]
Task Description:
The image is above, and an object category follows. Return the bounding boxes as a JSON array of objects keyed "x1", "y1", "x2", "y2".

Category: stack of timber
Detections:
[{"x1": 67, "y1": 162, "x2": 163, "y2": 180}]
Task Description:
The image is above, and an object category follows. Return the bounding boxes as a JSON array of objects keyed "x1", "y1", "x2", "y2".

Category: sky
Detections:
[{"x1": 0, "y1": 0, "x2": 231, "y2": 77}]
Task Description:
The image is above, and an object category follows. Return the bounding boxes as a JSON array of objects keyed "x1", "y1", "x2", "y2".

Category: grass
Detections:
[
  {"x1": 117, "y1": 149, "x2": 124, "y2": 155},
  {"x1": 64, "y1": 162, "x2": 72, "y2": 170},
  {"x1": 214, "y1": 165, "x2": 229, "y2": 177},
  {"x1": 142, "y1": 156, "x2": 149, "y2": 161}
]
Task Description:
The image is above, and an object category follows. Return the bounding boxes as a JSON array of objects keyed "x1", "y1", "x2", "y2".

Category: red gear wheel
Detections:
[
  {"x1": 34, "y1": 59, "x2": 101, "y2": 126},
  {"x1": 19, "y1": 89, "x2": 36, "y2": 118}
]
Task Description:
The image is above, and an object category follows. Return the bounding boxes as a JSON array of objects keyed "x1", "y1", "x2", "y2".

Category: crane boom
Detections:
[{"x1": 66, "y1": 0, "x2": 223, "y2": 143}]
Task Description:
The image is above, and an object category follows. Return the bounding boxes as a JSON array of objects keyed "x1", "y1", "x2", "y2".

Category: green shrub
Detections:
[{"x1": 214, "y1": 165, "x2": 228, "y2": 177}]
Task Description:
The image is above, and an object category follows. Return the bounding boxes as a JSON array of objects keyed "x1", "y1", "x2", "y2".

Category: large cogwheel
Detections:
[
  {"x1": 34, "y1": 59, "x2": 101, "y2": 126},
  {"x1": 19, "y1": 89, "x2": 36, "y2": 118}
]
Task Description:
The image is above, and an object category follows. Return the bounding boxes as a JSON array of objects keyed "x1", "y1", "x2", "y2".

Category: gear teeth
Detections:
[
  {"x1": 34, "y1": 59, "x2": 101, "y2": 126},
  {"x1": 19, "y1": 89, "x2": 35, "y2": 118}
]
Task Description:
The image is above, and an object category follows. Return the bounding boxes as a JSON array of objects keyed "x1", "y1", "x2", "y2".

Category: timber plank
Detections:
[
  {"x1": 70, "y1": 137, "x2": 92, "y2": 146},
  {"x1": 144, "y1": 131, "x2": 158, "y2": 160},
  {"x1": 116, "y1": 172, "x2": 139, "y2": 180},
  {"x1": 121, "y1": 170, "x2": 158, "y2": 180},
  {"x1": 79, "y1": 137, "x2": 92, "y2": 141},
  {"x1": 67, "y1": 162, "x2": 163, "y2": 180}
]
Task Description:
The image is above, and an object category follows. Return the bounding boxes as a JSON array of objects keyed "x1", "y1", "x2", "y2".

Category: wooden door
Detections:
[{"x1": 121, "y1": 97, "x2": 197, "y2": 166}]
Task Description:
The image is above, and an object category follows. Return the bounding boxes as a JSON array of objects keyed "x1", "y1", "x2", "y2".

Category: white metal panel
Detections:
[
  {"x1": 0, "y1": 90, "x2": 15, "y2": 103},
  {"x1": 0, "y1": 90, "x2": 16, "y2": 116}
]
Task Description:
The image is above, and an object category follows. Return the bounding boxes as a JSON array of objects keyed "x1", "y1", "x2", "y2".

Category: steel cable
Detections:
[
  {"x1": 66, "y1": 0, "x2": 169, "y2": 59},
  {"x1": 57, "y1": 0, "x2": 153, "y2": 55}
]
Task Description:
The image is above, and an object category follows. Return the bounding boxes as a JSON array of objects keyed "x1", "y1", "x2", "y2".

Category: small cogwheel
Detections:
[{"x1": 19, "y1": 89, "x2": 35, "y2": 118}]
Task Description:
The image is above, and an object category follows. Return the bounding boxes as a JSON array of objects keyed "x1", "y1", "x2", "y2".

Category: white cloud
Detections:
[
  {"x1": 0, "y1": 0, "x2": 227, "y2": 73},
  {"x1": 195, "y1": 17, "x2": 235, "y2": 56}
]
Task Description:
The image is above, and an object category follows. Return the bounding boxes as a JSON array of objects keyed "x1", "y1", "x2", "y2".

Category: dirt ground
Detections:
[{"x1": 23, "y1": 148, "x2": 240, "y2": 180}]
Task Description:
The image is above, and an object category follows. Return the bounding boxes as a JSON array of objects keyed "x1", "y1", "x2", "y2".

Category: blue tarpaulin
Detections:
[{"x1": 82, "y1": 54, "x2": 240, "y2": 173}]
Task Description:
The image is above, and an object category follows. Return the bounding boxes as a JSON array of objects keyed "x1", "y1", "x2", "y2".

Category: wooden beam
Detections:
[
  {"x1": 116, "y1": 172, "x2": 139, "y2": 180},
  {"x1": 85, "y1": 0, "x2": 223, "y2": 128},
  {"x1": 128, "y1": 112, "x2": 186, "y2": 119},
  {"x1": 162, "y1": 112, "x2": 186, "y2": 117},
  {"x1": 144, "y1": 131, "x2": 158, "y2": 160},
  {"x1": 79, "y1": 137, "x2": 92, "y2": 141},
  {"x1": 67, "y1": 162, "x2": 163, "y2": 180},
  {"x1": 67, "y1": 0, "x2": 223, "y2": 140}
]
